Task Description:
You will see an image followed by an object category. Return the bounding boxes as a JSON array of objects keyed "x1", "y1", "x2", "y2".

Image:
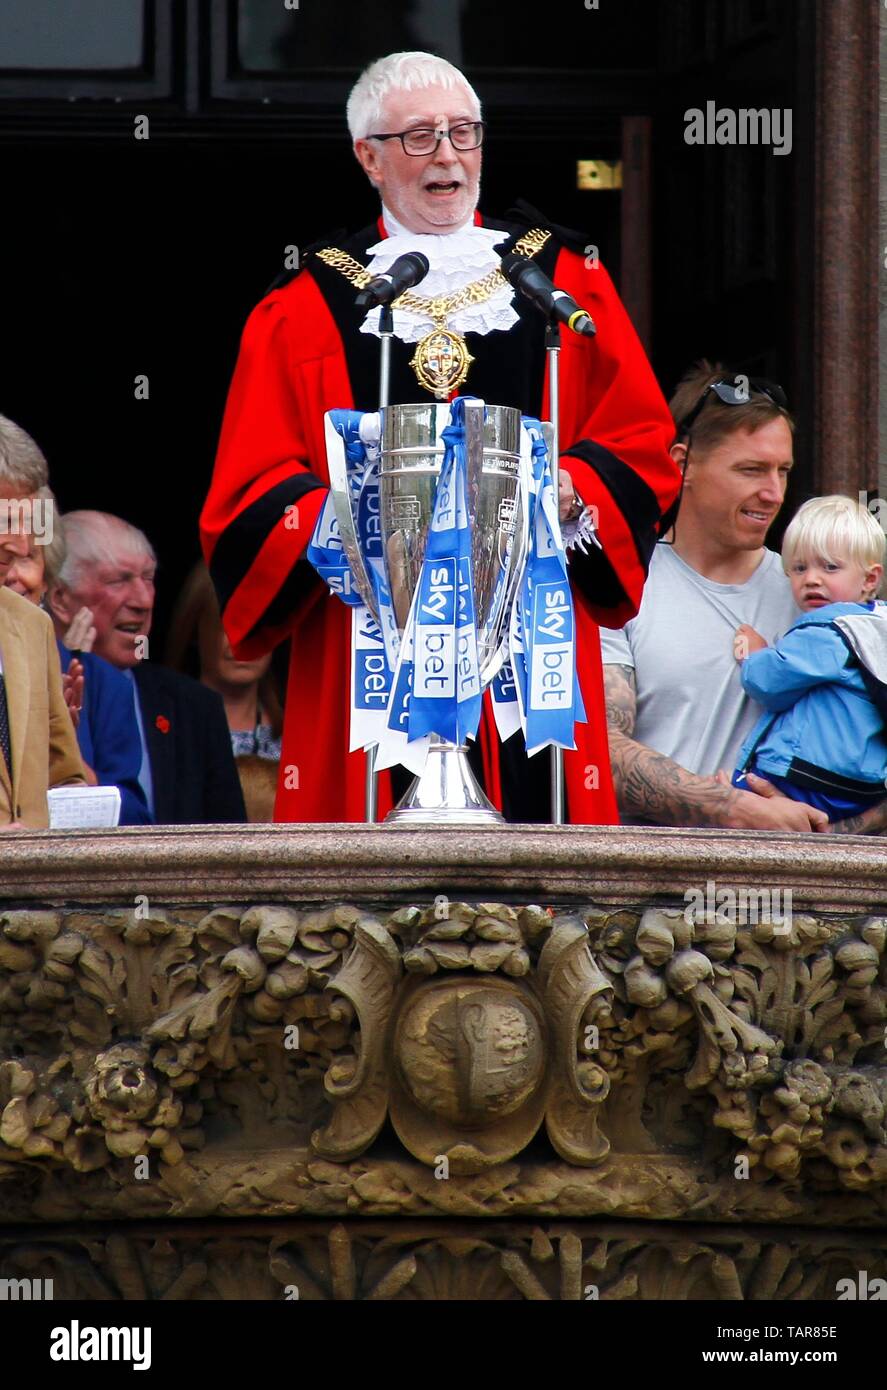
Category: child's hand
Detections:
[{"x1": 734, "y1": 623, "x2": 767, "y2": 662}]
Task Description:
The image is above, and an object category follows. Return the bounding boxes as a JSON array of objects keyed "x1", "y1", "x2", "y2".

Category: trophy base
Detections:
[{"x1": 385, "y1": 739, "x2": 504, "y2": 826}]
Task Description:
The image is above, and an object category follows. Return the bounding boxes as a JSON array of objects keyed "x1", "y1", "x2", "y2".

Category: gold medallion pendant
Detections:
[
  {"x1": 410, "y1": 326, "x2": 475, "y2": 400},
  {"x1": 314, "y1": 228, "x2": 550, "y2": 399}
]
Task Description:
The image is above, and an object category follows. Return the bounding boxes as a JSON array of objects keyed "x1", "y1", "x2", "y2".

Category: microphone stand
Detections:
[
  {"x1": 364, "y1": 301, "x2": 394, "y2": 824},
  {"x1": 546, "y1": 319, "x2": 565, "y2": 826}
]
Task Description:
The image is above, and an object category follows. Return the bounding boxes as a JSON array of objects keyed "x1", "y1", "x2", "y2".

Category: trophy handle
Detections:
[
  {"x1": 327, "y1": 445, "x2": 380, "y2": 622},
  {"x1": 461, "y1": 397, "x2": 507, "y2": 685},
  {"x1": 484, "y1": 487, "x2": 529, "y2": 685},
  {"x1": 463, "y1": 396, "x2": 486, "y2": 500}
]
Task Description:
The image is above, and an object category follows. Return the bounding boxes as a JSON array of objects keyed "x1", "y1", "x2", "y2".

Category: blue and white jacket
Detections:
[{"x1": 735, "y1": 600, "x2": 887, "y2": 797}]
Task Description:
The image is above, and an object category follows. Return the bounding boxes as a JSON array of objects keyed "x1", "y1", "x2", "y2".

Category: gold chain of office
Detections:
[{"x1": 314, "y1": 227, "x2": 551, "y2": 398}]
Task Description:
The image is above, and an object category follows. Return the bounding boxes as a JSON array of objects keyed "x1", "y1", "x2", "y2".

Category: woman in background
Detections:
[
  {"x1": 165, "y1": 562, "x2": 283, "y2": 821},
  {"x1": 4, "y1": 485, "x2": 151, "y2": 824}
]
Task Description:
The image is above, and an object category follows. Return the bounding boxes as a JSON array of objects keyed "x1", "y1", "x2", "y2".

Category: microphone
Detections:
[
  {"x1": 355, "y1": 251, "x2": 430, "y2": 311},
  {"x1": 500, "y1": 251, "x2": 596, "y2": 337}
]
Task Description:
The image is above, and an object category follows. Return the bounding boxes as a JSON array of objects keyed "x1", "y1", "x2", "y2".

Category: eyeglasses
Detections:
[
  {"x1": 365, "y1": 120, "x2": 485, "y2": 157},
  {"x1": 677, "y1": 375, "x2": 788, "y2": 437}
]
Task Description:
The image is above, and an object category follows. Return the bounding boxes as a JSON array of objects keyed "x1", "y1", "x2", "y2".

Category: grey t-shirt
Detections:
[{"x1": 599, "y1": 544, "x2": 799, "y2": 777}]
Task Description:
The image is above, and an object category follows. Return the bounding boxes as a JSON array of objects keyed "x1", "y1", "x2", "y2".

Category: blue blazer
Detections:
[{"x1": 58, "y1": 643, "x2": 153, "y2": 825}]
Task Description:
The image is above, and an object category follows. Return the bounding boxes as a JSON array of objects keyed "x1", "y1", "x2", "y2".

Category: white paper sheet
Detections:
[{"x1": 47, "y1": 785, "x2": 122, "y2": 829}]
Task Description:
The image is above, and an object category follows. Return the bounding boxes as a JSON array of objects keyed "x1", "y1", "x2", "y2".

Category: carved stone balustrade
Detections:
[{"x1": 1, "y1": 824, "x2": 886, "y2": 1301}]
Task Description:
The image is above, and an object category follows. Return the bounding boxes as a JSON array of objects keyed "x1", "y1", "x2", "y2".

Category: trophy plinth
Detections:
[{"x1": 384, "y1": 735, "x2": 503, "y2": 825}]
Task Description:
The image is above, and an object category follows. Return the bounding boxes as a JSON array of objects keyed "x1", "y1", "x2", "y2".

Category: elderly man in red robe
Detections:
[{"x1": 200, "y1": 50, "x2": 681, "y2": 824}]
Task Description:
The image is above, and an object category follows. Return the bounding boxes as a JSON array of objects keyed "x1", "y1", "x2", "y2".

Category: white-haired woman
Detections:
[{"x1": 4, "y1": 486, "x2": 152, "y2": 824}]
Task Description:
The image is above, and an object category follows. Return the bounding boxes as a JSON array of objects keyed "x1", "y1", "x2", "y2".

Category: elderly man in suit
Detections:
[
  {"x1": 0, "y1": 416, "x2": 86, "y2": 829},
  {"x1": 47, "y1": 510, "x2": 245, "y2": 824}
]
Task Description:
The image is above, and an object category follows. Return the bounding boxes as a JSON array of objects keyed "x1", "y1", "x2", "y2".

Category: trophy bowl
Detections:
[{"x1": 379, "y1": 399, "x2": 526, "y2": 825}]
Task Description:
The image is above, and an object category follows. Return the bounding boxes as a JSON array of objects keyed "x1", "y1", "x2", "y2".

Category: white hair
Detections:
[
  {"x1": 782, "y1": 494, "x2": 886, "y2": 584},
  {"x1": 33, "y1": 485, "x2": 66, "y2": 585},
  {"x1": 56, "y1": 510, "x2": 156, "y2": 592},
  {"x1": 0, "y1": 414, "x2": 48, "y2": 492},
  {"x1": 346, "y1": 51, "x2": 481, "y2": 142}
]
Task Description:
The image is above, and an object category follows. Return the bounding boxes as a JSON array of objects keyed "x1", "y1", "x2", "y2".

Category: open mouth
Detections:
[
  {"x1": 424, "y1": 181, "x2": 461, "y2": 196},
  {"x1": 740, "y1": 509, "x2": 771, "y2": 524}
]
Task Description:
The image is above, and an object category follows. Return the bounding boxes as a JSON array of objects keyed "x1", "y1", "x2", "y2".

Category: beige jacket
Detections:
[{"x1": 0, "y1": 587, "x2": 86, "y2": 828}]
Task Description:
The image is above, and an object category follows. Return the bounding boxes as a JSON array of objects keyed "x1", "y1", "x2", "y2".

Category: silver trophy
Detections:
[{"x1": 329, "y1": 399, "x2": 527, "y2": 824}]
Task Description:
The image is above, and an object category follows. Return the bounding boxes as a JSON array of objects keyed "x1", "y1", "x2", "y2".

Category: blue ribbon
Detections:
[
  {"x1": 308, "y1": 411, "x2": 396, "y2": 735},
  {"x1": 518, "y1": 420, "x2": 585, "y2": 753},
  {"x1": 306, "y1": 411, "x2": 366, "y2": 608},
  {"x1": 405, "y1": 396, "x2": 483, "y2": 745}
]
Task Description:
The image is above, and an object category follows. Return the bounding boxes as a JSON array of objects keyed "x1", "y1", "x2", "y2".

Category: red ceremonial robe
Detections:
[{"x1": 200, "y1": 206, "x2": 681, "y2": 824}]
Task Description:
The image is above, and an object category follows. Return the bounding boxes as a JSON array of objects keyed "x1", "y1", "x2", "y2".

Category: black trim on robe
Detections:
[
  {"x1": 209, "y1": 472, "x2": 326, "y2": 618},
  {"x1": 506, "y1": 199, "x2": 592, "y2": 256},
  {"x1": 561, "y1": 438, "x2": 662, "y2": 611},
  {"x1": 565, "y1": 536, "x2": 632, "y2": 614},
  {"x1": 305, "y1": 217, "x2": 556, "y2": 417},
  {"x1": 265, "y1": 231, "x2": 349, "y2": 296}
]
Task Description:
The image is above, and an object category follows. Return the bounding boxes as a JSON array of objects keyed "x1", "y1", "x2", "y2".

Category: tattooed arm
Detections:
[
  {"x1": 828, "y1": 803, "x2": 887, "y2": 835},
  {"x1": 800, "y1": 796, "x2": 887, "y2": 835},
  {"x1": 603, "y1": 665, "x2": 829, "y2": 831}
]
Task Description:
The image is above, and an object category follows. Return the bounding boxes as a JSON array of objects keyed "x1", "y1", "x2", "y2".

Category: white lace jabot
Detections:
[{"x1": 358, "y1": 205, "x2": 519, "y2": 344}]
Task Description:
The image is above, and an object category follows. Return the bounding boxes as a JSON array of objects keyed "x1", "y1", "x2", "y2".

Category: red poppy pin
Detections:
[{"x1": 155, "y1": 715, "x2": 170, "y2": 734}]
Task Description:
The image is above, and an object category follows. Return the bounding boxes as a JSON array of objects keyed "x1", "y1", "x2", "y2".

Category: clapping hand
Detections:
[
  {"x1": 63, "y1": 657, "x2": 85, "y2": 730},
  {"x1": 64, "y1": 607, "x2": 96, "y2": 653}
]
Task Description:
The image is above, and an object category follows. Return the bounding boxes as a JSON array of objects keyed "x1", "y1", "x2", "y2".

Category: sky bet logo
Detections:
[
  {"x1": 531, "y1": 581, "x2": 573, "y2": 709},
  {"x1": 415, "y1": 559, "x2": 456, "y2": 699},
  {"x1": 327, "y1": 569, "x2": 355, "y2": 599},
  {"x1": 454, "y1": 557, "x2": 479, "y2": 700},
  {"x1": 420, "y1": 560, "x2": 456, "y2": 625},
  {"x1": 354, "y1": 611, "x2": 389, "y2": 708},
  {"x1": 357, "y1": 482, "x2": 382, "y2": 561}
]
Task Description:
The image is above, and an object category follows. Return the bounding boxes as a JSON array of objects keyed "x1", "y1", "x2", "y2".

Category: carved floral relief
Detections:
[{"x1": 1, "y1": 897, "x2": 886, "y2": 1194}]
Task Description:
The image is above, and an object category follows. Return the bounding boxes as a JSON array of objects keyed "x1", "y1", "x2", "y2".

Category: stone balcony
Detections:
[{"x1": 1, "y1": 825, "x2": 886, "y2": 1301}]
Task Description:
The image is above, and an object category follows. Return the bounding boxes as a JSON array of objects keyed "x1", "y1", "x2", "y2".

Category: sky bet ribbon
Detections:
[
  {"x1": 307, "y1": 412, "x2": 366, "y2": 607},
  {"x1": 516, "y1": 418, "x2": 585, "y2": 755},
  {"x1": 406, "y1": 396, "x2": 483, "y2": 745},
  {"x1": 309, "y1": 412, "x2": 396, "y2": 755}
]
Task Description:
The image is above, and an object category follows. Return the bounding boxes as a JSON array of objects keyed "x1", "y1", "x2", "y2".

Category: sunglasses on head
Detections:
[
  {"x1": 658, "y1": 375, "x2": 789, "y2": 545},
  {"x1": 677, "y1": 375, "x2": 788, "y2": 437}
]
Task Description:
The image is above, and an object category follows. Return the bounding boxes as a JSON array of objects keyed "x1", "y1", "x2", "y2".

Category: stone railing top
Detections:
[{"x1": 0, "y1": 823, "x2": 883, "y2": 909}]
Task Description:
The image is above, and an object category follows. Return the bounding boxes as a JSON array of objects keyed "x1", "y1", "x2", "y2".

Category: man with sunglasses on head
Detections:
[
  {"x1": 601, "y1": 361, "x2": 857, "y2": 833},
  {"x1": 201, "y1": 50, "x2": 681, "y2": 824}
]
